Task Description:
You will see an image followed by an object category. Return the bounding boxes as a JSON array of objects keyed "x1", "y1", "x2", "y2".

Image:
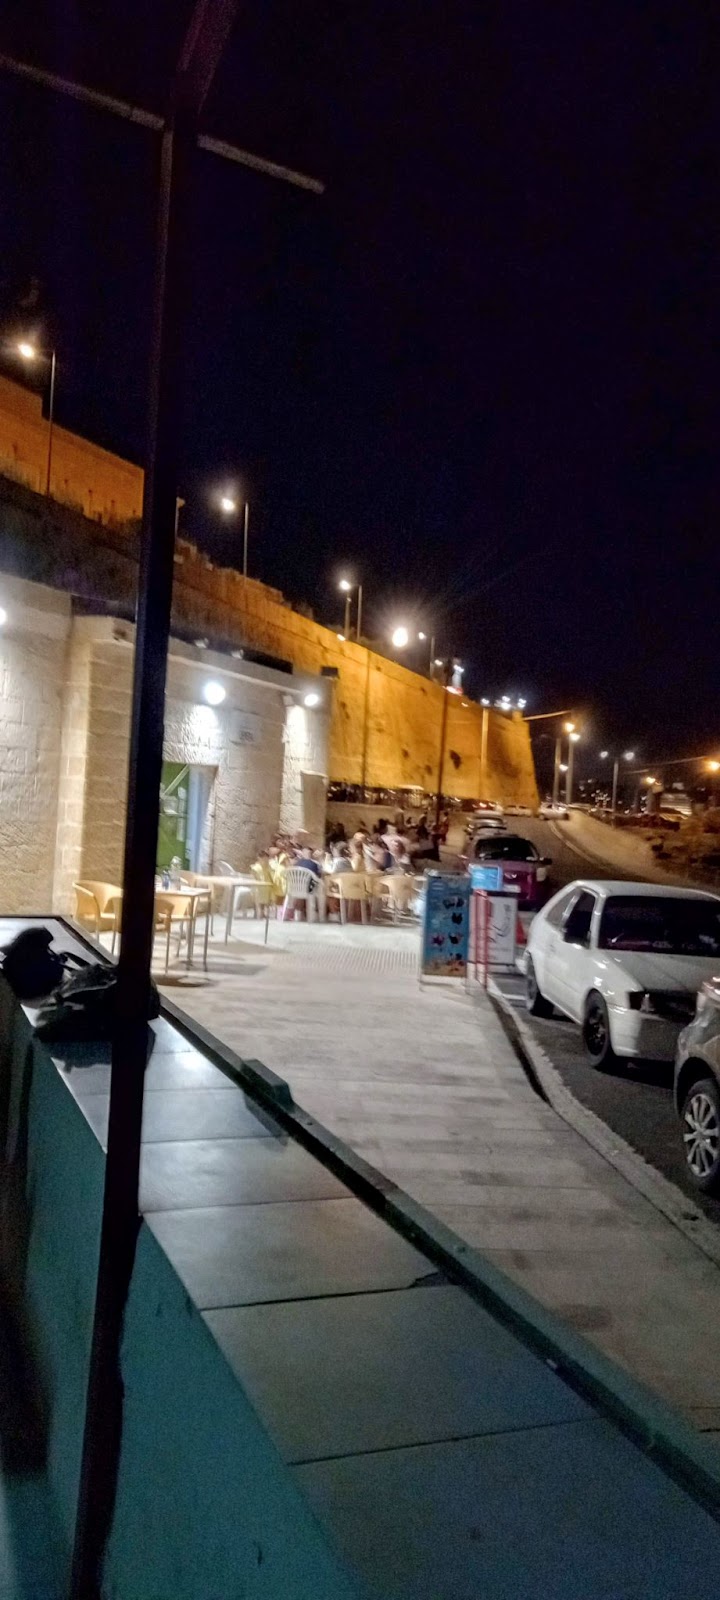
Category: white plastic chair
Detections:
[{"x1": 281, "y1": 866, "x2": 319, "y2": 922}]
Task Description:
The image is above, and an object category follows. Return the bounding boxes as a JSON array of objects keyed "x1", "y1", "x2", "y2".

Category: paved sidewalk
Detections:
[{"x1": 164, "y1": 919, "x2": 720, "y2": 1439}]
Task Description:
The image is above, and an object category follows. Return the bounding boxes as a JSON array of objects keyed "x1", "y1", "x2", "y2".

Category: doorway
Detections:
[{"x1": 158, "y1": 762, "x2": 214, "y2": 872}]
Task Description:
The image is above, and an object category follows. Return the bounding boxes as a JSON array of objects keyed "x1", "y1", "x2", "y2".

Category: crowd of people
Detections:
[{"x1": 250, "y1": 810, "x2": 450, "y2": 902}]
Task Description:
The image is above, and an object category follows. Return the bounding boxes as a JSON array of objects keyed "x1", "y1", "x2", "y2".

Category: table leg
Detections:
[{"x1": 225, "y1": 884, "x2": 236, "y2": 943}]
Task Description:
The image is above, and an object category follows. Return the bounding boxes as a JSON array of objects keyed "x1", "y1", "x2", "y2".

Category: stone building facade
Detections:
[
  {"x1": 0, "y1": 574, "x2": 330, "y2": 915},
  {"x1": 0, "y1": 374, "x2": 539, "y2": 810}
]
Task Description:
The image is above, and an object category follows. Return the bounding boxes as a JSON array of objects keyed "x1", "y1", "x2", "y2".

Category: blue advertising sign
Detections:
[
  {"x1": 420, "y1": 873, "x2": 471, "y2": 979},
  {"x1": 469, "y1": 863, "x2": 503, "y2": 892}
]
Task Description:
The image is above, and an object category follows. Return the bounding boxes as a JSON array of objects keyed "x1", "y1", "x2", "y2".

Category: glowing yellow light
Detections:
[
  {"x1": 219, "y1": 495, "x2": 237, "y2": 514},
  {"x1": 708, "y1": 760, "x2": 720, "y2": 774},
  {"x1": 564, "y1": 720, "x2": 575, "y2": 734},
  {"x1": 17, "y1": 341, "x2": 37, "y2": 361}
]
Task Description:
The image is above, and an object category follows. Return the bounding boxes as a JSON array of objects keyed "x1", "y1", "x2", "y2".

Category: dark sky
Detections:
[{"x1": 0, "y1": 2, "x2": 718, "y2": 772}]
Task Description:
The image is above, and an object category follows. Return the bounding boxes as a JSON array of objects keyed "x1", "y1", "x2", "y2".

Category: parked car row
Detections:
[{"x1": 524, "y1": 880, "x2": 720, "y2": 1193}]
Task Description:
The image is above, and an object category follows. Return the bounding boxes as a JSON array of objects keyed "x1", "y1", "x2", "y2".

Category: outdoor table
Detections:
[
  {"x1": 190, "y1": 874, "x2": 261, "y2": 942},
  {"x1": 155, "y1": 886, "x2": 212, "y2": 970}
]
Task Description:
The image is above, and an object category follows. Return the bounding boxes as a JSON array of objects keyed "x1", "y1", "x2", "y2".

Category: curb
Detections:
[{"x1": 486, "y1": 976, "x2": 720, "y2": 1273}]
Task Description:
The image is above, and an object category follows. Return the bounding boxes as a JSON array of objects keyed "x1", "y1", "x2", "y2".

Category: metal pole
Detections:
[
  {"x1": 566, "y1": 739, "x2": 574, "y2": 806},
  {"x1": 552, "y1": 736, "x2": 561, "y2": 804},
  {"x1": 242, "y1": 500, "x2": 249, "y2": 577},
  {"x1": 356, "y1": 583, "x2": 363, "y2": 642},
  {"x1": 45, "y1": 349, "x2": 56, "y2": 495},
  {"x1": 434, "y1": 662, "x2": 451, "y2": 831},
  {"x1": 480, "y1": 704, "x2": 489, "y2": 799},
  {"x1": 429, "y1": 634, "x2": 435, "y2": 675},
  {"x1": 611, "y1": 758, "x2": 619, "y2": 823},
  {"x1": 360, "y1": 649, "x2": 371, "y2": 793},
  {"x1": 344, "y1": 593, "x2": 351, "y2": 637},
  {"x1": 71, "y1": 7, "x2": 241, "y2": 1590}
]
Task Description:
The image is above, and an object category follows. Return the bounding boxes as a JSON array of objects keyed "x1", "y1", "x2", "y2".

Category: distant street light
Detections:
[
  {"x1": 338, "y1": 577, "x2": 363, "y2": 641},
  {"x1": 566, "y1": 729, "x2": 581, "y2": 805},
  {"x1": 218, "y1": 492, "x2": 250, "y2": 577},
  {"x1": 600, "y1": 748, "x2": 636, "y2": 821},
  {"x1": 16, "y1": 339, "x2": 56, "y2": 495},
  {"x1": 391, "y1": 625, "x2": 410, "y2": 650}
]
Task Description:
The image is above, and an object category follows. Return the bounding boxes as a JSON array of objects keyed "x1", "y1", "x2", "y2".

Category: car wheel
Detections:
[
  {"x1": 681, "y1": 1077, "x2": 720, "y2": 1193},
  {"x1": 526, "y1": 957, "x2": 553, "y2": 1018},
  {"x1": 582, "y1": 992, "x2": 616, "y2": 1069}
]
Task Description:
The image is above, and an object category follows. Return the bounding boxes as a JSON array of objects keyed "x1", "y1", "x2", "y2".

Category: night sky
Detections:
[{"x1": 0, "y1": 2, "x2": 717, "y2": 773}]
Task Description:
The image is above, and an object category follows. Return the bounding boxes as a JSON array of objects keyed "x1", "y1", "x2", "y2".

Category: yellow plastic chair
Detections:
[
  {"x1": 328, "y1": 872, "x2": 369, "y2": 925},
  {"x1": 375, "y1": 873, "x2": 415, "y2": 923},
  {"x1": 73, "y1": 881, "x2": 123, "y2": 951}
]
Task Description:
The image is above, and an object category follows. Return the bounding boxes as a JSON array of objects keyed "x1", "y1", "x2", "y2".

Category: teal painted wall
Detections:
[{"x1": 106, "y1": 1227, "x2": 358, "y2": 1600}]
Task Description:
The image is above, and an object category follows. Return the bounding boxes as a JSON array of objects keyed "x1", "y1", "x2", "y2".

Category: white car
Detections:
[
  {"x1": 505, "y1": 804, "x2": 534, "y2": 817},
  {"x1": 538, "y1": 801, "x2": 569, "y2": 820},
  {"x1": 525, "y1": 880, "x2": 720, "y2": 1066}
]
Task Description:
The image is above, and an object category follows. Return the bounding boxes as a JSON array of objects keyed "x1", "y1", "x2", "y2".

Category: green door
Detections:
[{"x1": 157, "y1": 762, "x2": 191, "y2": 872}]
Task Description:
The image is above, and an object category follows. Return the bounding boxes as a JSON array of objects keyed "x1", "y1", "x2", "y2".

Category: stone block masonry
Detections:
[
  {"x1": 0, "y1": 375, "x2": 539, "y2": 808},
  {"x1": 0, "y1": 575, "x2": 70, "y2": 912}
]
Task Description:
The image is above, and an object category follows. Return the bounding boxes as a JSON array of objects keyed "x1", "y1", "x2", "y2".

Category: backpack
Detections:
[
  {"x1": 0, "y1": 927, "x2": 74, "y2": 1000},
  {"x1": 35, "y1": 962, "x2": 160, "y2": 1042}
]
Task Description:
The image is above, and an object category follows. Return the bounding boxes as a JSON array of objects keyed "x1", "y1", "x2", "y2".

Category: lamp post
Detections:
[
  {"x1": 708, "y1": 759, "x2": 720, "y2": 809},
  {"x1": 338, "y1": 577, "x2": 363, "y2": 640},
  {"x1": 600, "y1": 749, "x2": 635, "y2": 822},
  {"x1": 219, "y1": 492, "x2": 250, "y2": 576},
  {"x1": 566, "y1": 730, "x2": 580, "y2": 806},
  {"x1": 17, "y1": 340, "x2": 56, "y2": 495}
]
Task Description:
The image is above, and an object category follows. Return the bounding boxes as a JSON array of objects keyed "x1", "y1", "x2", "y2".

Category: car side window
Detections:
[
  {"x1": 544, "y1": 889, "x2": 577, "y2": 930},
  {"x1": 563, "y1": 890, "x2": 597, "y2": 946}
]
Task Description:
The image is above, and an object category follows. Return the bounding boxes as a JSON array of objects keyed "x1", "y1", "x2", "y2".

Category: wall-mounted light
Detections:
[
  {"x1": 194, "y1": 637, "x2": 208, "y2": 650},
  {"x1": 0, "y1": 607, "x2": 7, "y2": 628},
  {"x1": 203, "y1": 680, "x2": 226, "y2": 706},
  {"x1": 303, "y1": 692, "x2": 320, "y2": 708},
  {"x1": 231, "y1": 648, "x2": 244, "y2": 660}
]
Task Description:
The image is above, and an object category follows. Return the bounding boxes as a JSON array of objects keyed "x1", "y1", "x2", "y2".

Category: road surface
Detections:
[{"x1": 492, "y1": 815, "x2": 720, "y2": 1224}]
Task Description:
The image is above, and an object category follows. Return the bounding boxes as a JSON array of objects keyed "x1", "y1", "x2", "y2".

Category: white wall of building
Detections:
[
  {"x1": 0, "y1": 576, "x2": 71, "y2": 912},
  {"x1": 0, "y1": 589, "x2": 330, "y2": 914}
]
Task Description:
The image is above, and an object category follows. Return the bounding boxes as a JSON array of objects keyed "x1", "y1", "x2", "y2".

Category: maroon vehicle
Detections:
[{"x1": 464, "y1": 833, "x2": 552, "y2": 910}]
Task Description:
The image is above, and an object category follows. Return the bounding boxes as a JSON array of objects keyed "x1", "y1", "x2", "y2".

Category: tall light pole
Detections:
[
  {"x1": 566, "y1": 730, "x2": 580, "y2": 806},
  {"x1": 600, "y1": 749, "x2": 635, "y2": 823},
  {"x1": 552, "y1": 736, "x2": 562, "y2": 804},
  {"x1": 242, "y1": 500, "x2": 249, "y2": 577},
  {"x1": 708, "y1": 759, "x2": 720, "y2": 808},
  {"x1": 338, "y1": 576, "x2": 363, "y2": 640},
  {"x1": 218, "y1": 491, "x2": 250, "y2": 576},
  {"x1": 17, "y1": 340, "x2": 56, "y2": 495}
]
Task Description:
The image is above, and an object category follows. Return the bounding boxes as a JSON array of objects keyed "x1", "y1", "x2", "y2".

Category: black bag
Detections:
[
  {"x1": 0, "y1": 927, "x2": 70, "y2": 1000},
  {"x1": 35, "y1": 963, "x2": 160, "y2": 1042}
]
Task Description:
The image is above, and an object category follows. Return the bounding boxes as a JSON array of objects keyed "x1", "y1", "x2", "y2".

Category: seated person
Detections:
[{"x1": 329, "y1": 841, "x2": 353, "y2": 873}]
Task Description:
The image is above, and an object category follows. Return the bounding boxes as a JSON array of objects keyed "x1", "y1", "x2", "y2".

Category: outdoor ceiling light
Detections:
[
  {"x1": 303, "y1": 691, "x2": 320, "y2": 708},
  {"x1": 203, "y1": 680, "x2": 226, "y2": 706}
]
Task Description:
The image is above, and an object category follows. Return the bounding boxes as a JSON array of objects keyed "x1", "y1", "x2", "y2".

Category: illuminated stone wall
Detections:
[{"x1": 0, "y1": 379, "x2": 538, "y2": 807}]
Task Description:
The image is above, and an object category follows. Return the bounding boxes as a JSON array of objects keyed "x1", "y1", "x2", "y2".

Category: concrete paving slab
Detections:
[
  {"x1": 162, "y1": 921, "x2": 720, "y2": 1429},
  {"x1": 139, "y1": 1135, "x2": 350, "y2": 1212},
  {"x1": 295, "y1": 1418, "x2": 720, "y2": 1600},
  {"x1": 76, "y1": 1086, "x2": 278, "y2": 1147},
  {"x1": 205, "y1": 1285, "x2": 591, "y2": 1462},
  {"x1": 148, "y1": 1196, "x2": 431, "y2": 1309}
]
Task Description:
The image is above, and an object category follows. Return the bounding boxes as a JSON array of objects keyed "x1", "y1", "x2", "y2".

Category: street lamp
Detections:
[
  {"x1": 338, "y1": 577, "x2": 363, "y2": 641},
  {"x1": 219, "y1": 492, "x2": 250, "y2": 577},
  {"x1": 566, "y1": 730, "x2": 580, "y2": 806},
  {"x1": 600, "y1": 748, "x2": 635, "y2": 821},
  {"x1": 707, "y1": 760, "x2": 720, "y2": 808},
  {"x1": 16, "y1": 339, "x2": 56, "y2": 496},
  {"x1": 391, "y1": 625, "x2": 410, "y2": 650}
]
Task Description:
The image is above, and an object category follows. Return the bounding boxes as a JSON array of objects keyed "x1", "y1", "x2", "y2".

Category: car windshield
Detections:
[
  {"x1": 598, "y1": 896, "x2": 720, "y2": 956},
  {"x1": 473, "y1": 836, "x2": 537, "y2": 862}
]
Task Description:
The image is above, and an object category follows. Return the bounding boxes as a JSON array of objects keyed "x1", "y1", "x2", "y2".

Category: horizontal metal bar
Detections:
[{"x1": 0, "y1": 51, "x2": 324, "y2": 193}]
